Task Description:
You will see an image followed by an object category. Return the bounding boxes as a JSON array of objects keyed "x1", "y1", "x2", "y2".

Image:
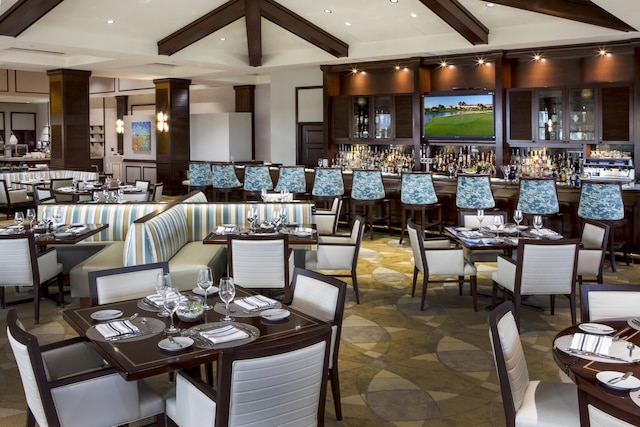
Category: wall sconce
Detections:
[
  {"x1": 157, "y1": 112, "x2": 168, "y2": 132},
  {"x1": 116, "y1": 119, "x2": 124, "y2": 134}
]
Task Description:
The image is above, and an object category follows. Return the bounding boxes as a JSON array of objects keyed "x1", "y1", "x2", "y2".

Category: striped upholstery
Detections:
[
  {"x1": 2, "y1": 170, "x2": 99, "y2": 189},
  {"x1": 38, "y1": 203, "x2": 163, "y2": 242},
  {"x1": 181, "y1": 191, "x2": 208, "y2": 203},
  {"x1": 183, "y1": 202, "x2": 314, "y2": 241}
]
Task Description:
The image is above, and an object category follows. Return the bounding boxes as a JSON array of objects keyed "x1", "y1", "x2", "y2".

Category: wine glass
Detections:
[
  {"x1": 14, "y1": 211, "x2": 24, "y2": 233},
  {"x1": 197, "y1": 267, "x2": 214, "y2": 310},
  {"x1": 155, "y1": 273, "x2": 171, "y2": 317},
  {"x1": 513, "y1": 209, "x2": 523, "y2": 238},
  {"x1": 476, "y1": 209, "x2": 484, "y2": 230},
  {"x1": 52, "y1": 207, "x2": 62, "y2": 228},
  {"x1": 163, "y1": 287, "x2": 181, "y2": 333},
  {"x1": 261, "y1": 188, "x2": 268, "y2": 201},
  {"x1": 493, "y1": 215, "x2": 503, "y2": 238},
  {"x1": 219, "y1": 277, "x2": 236, "y2": 322},
  {"x1": 533, "y1": 215, "x2": 543, "y2": 237},
  {"x1": 26, "y1": 208, "x2": 35, "y2": 228},
  {"x1": 247, "y1": 206, "x2": 258, "y2": 229}
]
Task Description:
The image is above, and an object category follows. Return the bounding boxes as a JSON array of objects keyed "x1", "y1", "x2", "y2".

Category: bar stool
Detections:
[
  {"x1": 188, "y1": 163, "x2": 213, "y2": 199},
  {"x1": 350, "y1": 169, "x2": 391, "y2": 240},
  {"x1": 399, "y1": 171, "x2": 441, "y2": 244},
  {"x1": 455, "y1": 174, "x2": 495, "y2": 211},
  {"x1": 578, "y1": 180, "x2": 629, "y2": 272},
  {"x1": 516, "y1": 177, "x2": 563, "y2": 233},
  {"x1": 311, "y1": 167, "x2": 344, "y2": 209},
  {"x1": 243, "y1": 165, "x2": 273, "y2": 201},
  {"x1": 211, "y1": 163, "x2": 242, "y2": 201},
  {"x1": 274, "y1": 166, "x2": 308, "y2": 199}
]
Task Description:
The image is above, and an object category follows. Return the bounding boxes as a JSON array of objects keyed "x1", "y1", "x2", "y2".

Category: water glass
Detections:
[
  {"x1": 533, "y1": 215, "x2": 543, "y2": 234},
  {"x1": 155, "y1": 273, "x2": 171, "y2": 317},
  {"x1": 476, "y1": 209, "x2": 484, "y2": 229},
  {"x1": 219, "y1": 277, "x2": 236, "y2": 322},
  {"x1": 26, "y1": 208, "x2": 36, "y2": 228},
  {"x1": 14, "y1": 211, "x2": 24, "y2": 233},
  {"x1": 493, "y1": 215, "x2": 503, "y2": 237},
  {"x1": 513, "y1": 209, "x2": 523, "y2": 237},
  {"x1": 197, "y1": 267, "x2": 214, "y2": 310},
  {"x1": 163, "y1": 287, "x2": 181, "y2": 333}
]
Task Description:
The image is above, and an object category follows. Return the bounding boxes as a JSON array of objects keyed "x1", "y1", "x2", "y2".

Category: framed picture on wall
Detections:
[{"x1": 131, "y1": 120, "x2": 152, "y2": 151}]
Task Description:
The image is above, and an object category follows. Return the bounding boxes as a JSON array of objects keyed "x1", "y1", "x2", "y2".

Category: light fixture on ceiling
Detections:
[
  {"x1": 220, "y1": 37, "x2": 226, "y2": 41},
  {"x1": 598, "y1": 47, "x2": 610, "y2": 56},
  {"x1": 106, "y1": 19, "x2": 115, "y2": 24},
  {"x1": 440, "y1": 60, "x2": 448, "y2": 68},
  {"x1": 157, "y1": 112, "x2": 168, "y2": 132},
  {"x1": 116, "y1": 119, "x2": 124, "y2": 134},
  {"x1": 390, "y1": 0, "x2": 399, "y2": 3},
  {"x1": 345, "y1": 22, "x2": 352, "y2": 26},
  {"x1": 410, "y1": 13, "x2": 417, "y2": 18},
  {"x1": 486, "y1": 2, "x2": 495, "y2": 7},
  {"x1": 324, "y1": 9, "x2": 332, "y2": 14},
  {"x1": 477, "y1": 58, "x2": 485, "y2": 65},
  {"x1": 532, "y1": 52, "x2": 545, "y2": 62}
]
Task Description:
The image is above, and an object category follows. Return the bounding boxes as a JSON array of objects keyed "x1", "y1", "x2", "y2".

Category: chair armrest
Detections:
[
  {"x1": 178, "y1": 369, "x2": 218, "y2": 401},
  {"x1": 37, "y1": 247, "x2": 61, "y2": 283},
  {"x1": 493, "y1": 255, "x2": 516, "y2": 290},
  {"x1": 318, "y1": 235, "x2": 352, "y2": 244},
  {"x1": 49, "y1": 365, "x2": 117, "y2": 388},
  {"x1": 167, "y1": 370, "x2": 218, "y2": 426},
  {"x1": 40, "y1": 336, "x2": 87, "y2": 352},
  {"x1": 8, "y1": 188, "x2": 30, "y2": 203}
]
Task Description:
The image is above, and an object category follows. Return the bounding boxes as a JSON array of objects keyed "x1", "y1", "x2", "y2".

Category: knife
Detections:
[{"x1": 105, "y1": 330, "x2": 156, "y2": 342}]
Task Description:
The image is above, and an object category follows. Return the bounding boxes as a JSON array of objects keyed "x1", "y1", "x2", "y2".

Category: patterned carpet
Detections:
[{"x1": 0, "y1": 231, "x2": 637, "y2": 426}]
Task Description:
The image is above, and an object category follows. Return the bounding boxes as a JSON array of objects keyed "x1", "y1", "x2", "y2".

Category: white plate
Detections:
[
  {"x1": 54, "y1": 232, "x2": 73, "y2": 238},
  {"x1": 579, "y1": 323, "x2": 615, "y2": 335},
  {"x1": 192, "y1": 286, "x2": 219, "y2": 296},
  {"x1": 546, "y1": 234, "x2": 563, "y2": 240},
  {"x1": 260, "y1": 309, "x2": 290, "y2": 321},
  {"x1": 90, "y1": 309, "x2": 123, "y2": 321},
  {"x1": 7, "y1": 224, "x2": 21, "y2": 229},
  {"x1": 158, "y1": 337, "x2": 193, "y2": 351},
  {"x1": 456, "y1": 227, "x2": 471, "y2": 231},
  {"x1": 628, "y1": 318, "x2": 640, "y2": 331},
  {"x1": 596, "y1": 371, "x2": 640, "y2": 391},
  {"x1": 516, "y1": 225, "x2": 528, "y2": 230}
]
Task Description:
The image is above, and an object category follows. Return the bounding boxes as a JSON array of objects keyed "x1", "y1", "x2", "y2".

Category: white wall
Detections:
[
  {"x1": 268, "y1": 67, "x2": 323, "y2": 165},
  {"x1": 190, "y1": 113, "x2": 251, "y2": 161},
  {"x1": 255, "y1": 84, "x2": 271, "y2": 162}
]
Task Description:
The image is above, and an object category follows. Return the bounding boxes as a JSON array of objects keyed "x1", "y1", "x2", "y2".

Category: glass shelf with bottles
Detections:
[
  {"x1": 422, "y1": 145, "x2": 496, "y2": 177},
  {"x1": 503, "y1": 147, "x2": 584, "y2": 186},
  {"x1": 334, "y1": 144, "x2": 414, "y2": 173}
]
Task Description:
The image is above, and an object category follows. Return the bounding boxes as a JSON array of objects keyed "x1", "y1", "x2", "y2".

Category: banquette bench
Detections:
[{"x1": 1, "y1": 170, "x2": 99, "y2": 190}]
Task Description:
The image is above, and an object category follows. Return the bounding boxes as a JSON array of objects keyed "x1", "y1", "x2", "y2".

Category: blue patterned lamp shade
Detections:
[
  {"x1": 578, "y1": 182, "x2": 624, "y2": 221},
  {"x1": 351, "y1": 170, "x2": 385, "y2": 200},
  {"x1": 189, "y1": 163, "x2": 213, "y2": 186},
  {"x1": 275, "y1": 167, "x2": 307, "y2": 193},
  {"x1": 455, "y1": 174, "x2": 495, "y2": 209},
  {"x1": 312, "y1": 168, "x2": 344, "y2": 197},
  {"x1": 401, "y1": 173, "x2": 438, "y2": 205},
  {"x1": 243, "y1": 166, "x2": 273, "y2": 191},
  {"x1": 517, "y1": 178, "x2": 559, "y2": 215},
  {"x1": 212, "y1": 164, "x2": 242, "y2": 189}
]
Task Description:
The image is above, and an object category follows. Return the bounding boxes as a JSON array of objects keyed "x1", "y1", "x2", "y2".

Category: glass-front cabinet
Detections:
[
  {"x1": 374, "y1": 96, "x2": 391, "y2": 139},
  {"x1": 352, "y1": 97, "x2": 370, "y2": 139},
  {"x1": 537, "y1": 89, "x2": 563, "y2": 142},
  {"x1": 567, "y1": 88, "x2": 596, "y2": 142}
]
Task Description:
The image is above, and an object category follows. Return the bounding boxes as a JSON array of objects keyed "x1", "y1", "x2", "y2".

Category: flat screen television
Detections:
[{"x1": 423, "y1": 91, "x2": 495, "y2": 140}]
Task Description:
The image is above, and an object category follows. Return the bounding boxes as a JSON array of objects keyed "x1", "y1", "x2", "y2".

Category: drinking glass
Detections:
[
  {"x1": 14, "y1": 211, "x2": 24, "y2": 233},
  {"x1": 197, "y1": 267, "x2": 214, "y2": 310},
  {"x1": 26, "y1": 208, "x2": 35, "y2": 228},
  {"x1": 493, "y1": 215, "x2": 503, "y2": 238},
  {"x1": 318, "y1": 158, "x2": 323, "y2": 167},
  {"x1": 261, "y1": 188, "x2": 268, "y2": 201},
  {"x1": 52, "y1": 207, "x2": 62, "y2": 228},
  {"x1": 219, "y1": 277, "x2": 236, "y2": 322},
  {"x1": 476, "y1": 209, "x2": 484, "y2": 230},
  {"x1": 163, "y1": 287, "x2": 181, "y2": 333},
  {"x1": 513, "y1": 209, "x2": 523, "y2": 238},
  {"x1": 247, "y1": 207, "x2": 258, "y2": 229},
  {"x1": 533, "y1": 215, "x2": 543, "y2": 236},
  {"x1": 155, "y1": 273, "x2": 171, "y2": 317}
]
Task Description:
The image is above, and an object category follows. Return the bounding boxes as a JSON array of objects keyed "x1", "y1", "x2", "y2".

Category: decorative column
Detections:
[
  {"x1": 47, "y1": 69, "x2": 91, "y2": 170},
  {"x1": 234, "y1": 85, "x2": 255, "y2": 159},
  {"x1": 154, "y1": 78, "x2": 191, "y2": 195}
]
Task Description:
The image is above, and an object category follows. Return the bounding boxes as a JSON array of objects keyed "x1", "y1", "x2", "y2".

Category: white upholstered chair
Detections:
[
  {"x1": 406, "y1": 219, "x2": 477, "y2": 311},
  {"x1": 134, "y1": 179, "x2": 151, "y2": 192},
  {"x1": 304, "y1": 215, "x2": 365, "y2": 303},
  {"x1": 488, "y1": 302, "x2": 579, "y2": 427},
  {"x1": 458, "y1": 210, "x2": 508, "y2": 264},
  {"x1": 33, "y1": 185, "x2": 56, "y2": 207},
  {"x1": 88, "y1": 262, "x2": 170, "y2": 305},
  {"x1": 312, "y1": 196, "x2": 343, "y2": 235},
  {"x1": 227, "y1": 233, "x2": 295, "y2": 303},
  {"x1": 580, "y1": 283, "x2": 640, "y2": 323},
  {"x1": 577, "y1": 219, "x2": 610, "y2": 285},
  {"x1": 290, "y1": 268, "x2": 347, "y2": 421},
  {"x1": 120, "y1": 191, "x2": 150, "y2": 202},
  {"x1": 0, "y1": 233, "x2": 63, "y2": 324},
  {"x1": 0, "y1": 179, "x2": 32, "y2": 219},
  {"x1": 7, "y1": 309, "x2": 165, "y2": 427},
  {"x1": 50, "y1": 178, "x2": 74, "y2": 203},
  {"x1": 491, "y1": 239, "x2": 579, "y2": 329},
  {"x1": 151, "y1": 182, "x2": 164, "y2": 201},
  {"x1": 166, "y1": 326, "x2": 331, "y2": 427}
]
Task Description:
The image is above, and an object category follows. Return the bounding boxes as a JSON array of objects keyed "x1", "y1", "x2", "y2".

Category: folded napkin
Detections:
[
  {"x1": 295, "y1": 227, "x2": 313, "y2": 234},
  {"x1": 215, "y1": 225, "x2": 236, "y2": 234},
  {"x1": 531, "y1": 228, "x2": 557, "y2": 236},
  {"x1": 95, "y1": 320, "x2": 139, "y2": 338},
  {"x1": 200, "y1": 325, "x2": 249, "y2": 344},
  {"x1": 460, "y1": 230, "x2": 483, "y2": 239},
  {"x1": 235, "y1": 295, "x2": 278, "y2": 311},
  {"x1": 570, "y1": 333, "x2": 612, "y2": 355},
  {"x1": 71, "y1": 226, "x2": 88, "y2": 234},
  {"x1": 144, "y1": 293, "x2": 188, "y2": 308}
]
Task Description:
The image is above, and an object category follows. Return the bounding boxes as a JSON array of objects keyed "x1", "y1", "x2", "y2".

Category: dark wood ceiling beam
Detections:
[
  {"x1": 260, "y1": 0, "x2": 348, "y2": 58},
  {"x1": 418, "y1": 0, "x2": 489, "y2": 45},
  {"x1": 245, "y1": 0, "x2": 262, "y2": 66},
  {"x1": 480, "y1": 0, "x2": 636, "y2": 32},
  {"x1": 0, "y1": 0, "x2": 64, "y2": 37},
  {"x1": 158, "y1": 0, "x2": 245, "y2": 56}
]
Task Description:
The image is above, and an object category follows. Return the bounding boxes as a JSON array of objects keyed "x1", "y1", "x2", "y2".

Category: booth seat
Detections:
[{"x1": 2, "y1": 170, "x2": 99, "y2": 189}]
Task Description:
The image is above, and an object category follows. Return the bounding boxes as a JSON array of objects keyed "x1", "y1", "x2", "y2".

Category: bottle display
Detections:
[
  {"x1": 425, "y1": 146, "x2": 496, "y2": 177},
  {"x1": 334, "y1": 144, "x2": 414, "y2": 173},
  {"x1": 503, "y1": 148, "x2": 583, "y2": 186}
]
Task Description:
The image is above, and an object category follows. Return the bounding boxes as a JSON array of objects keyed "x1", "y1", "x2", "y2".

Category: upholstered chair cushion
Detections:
[
  {"x1": 89, "y1": 263, "x2": 169, "y2": 305},
  {"x1": 275, "y1": 167, "x2": 307, "y2": 193},
  {"x1": 189, "y1": 163, "x2": 213, "y2": 186},
  {"x1": 312, "y1": 168, "x2": 344, "y2": 197},
  {"x1": 578, "y1": 182, "x2": 624, "y2": 220},
  {"x1": 401, "y1": 173, "x2": 438, "y2": 205},
  {"x1": 312, "y1": 197, "x2": 342, "y2": 235},
  {"x1": 243, "y1": 166, "x2": 273, "y2": 191},
  {"x1": 582, "y1": 288, "x2": 640, "y2": 321},
  {"x1": 351, "y1": 170, "x2": 385, "y2": 200},
  {"x1": 588, "y1": 404, "x2": 636, "y2": 427},
  {"x1": 517, "y1": 179, "x2": 559, "y2": 215},
  {"x1": 166, "y1": 373, "x2": 217, "y2": 427},
  {"x1": 456, "y1": 175, "x2": 495, "y2": 209},
  {"x1": 212, "y1": 164, "x2": 242, "y2": 188}
]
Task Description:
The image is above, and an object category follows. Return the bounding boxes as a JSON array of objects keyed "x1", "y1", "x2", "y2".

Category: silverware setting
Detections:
[
  {"x1": 565, "y1": 348, "x2": 640, "y2": 363},
  {"x1": 608, "y1": 371, "x2": 633, "y2": 384},
  {"x1": 105, "y1": 330, "x2": 155, "y2": 342}
]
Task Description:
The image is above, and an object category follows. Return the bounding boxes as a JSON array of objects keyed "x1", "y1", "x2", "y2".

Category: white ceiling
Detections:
[{"x1": 0, "y1": 0, "x2": 639, "y2": 92}]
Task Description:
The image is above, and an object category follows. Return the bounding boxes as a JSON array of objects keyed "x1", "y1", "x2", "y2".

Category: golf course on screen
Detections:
[{"x1": 423, "y1": 94, "x2": 494, "y2": 138}]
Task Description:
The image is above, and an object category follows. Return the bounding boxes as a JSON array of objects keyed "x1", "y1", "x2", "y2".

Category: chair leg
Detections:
[
  {"x1": 57, "y1": 273, "x2": 64, "y2": 307},
  {"x1": 411, "y1": 268, "x2": 418, "y2": 297},
  {"x1": 568, "y1": 293, "x2": 577, "y2": 325},
  {"x1": 514, "y1": 294, "x2": 522, "y2": 331},
  {"x1": 26, "y1": 408, "x2": 36, "y2": 427},
  {"x1": 329, "y1": 367, "x2": 342, "y2": 421},
  {"x1": 491, "y1": 281, "x2": 497, "y2": 309},
  {"x1": 420, "y1": 276, "x2": 428, "y2": 311},
  {"x1": 351, "y1": 271, "x2": 360, "y2": 304},
  {"x1": 550, "y1": 295, "x2": 555, "y2": 316},
  {"x1": 0, "y1": 287, "x2": 4, "y2": 309},
  {"x1": 609, "y1": 231, "x2": 617, "y2": 272},
  {"x1": 458, "y1": 275, "x2": 463, "y2": 296},
  {"x1": 471, "y1": 276, "x2": 478, "y2": 312},
  {"x1": 34, "y1": 282, "x2": 40, "y2": 325},
  {"x1": 399, "y1": 208, "x2": 407, "y2": 244}
]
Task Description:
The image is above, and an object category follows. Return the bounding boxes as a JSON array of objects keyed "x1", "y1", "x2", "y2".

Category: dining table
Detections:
[
  {"x1": 203, "y1": 224, "x2": 318, "y2": 247},
  {"x1": 444, "y1": 224, "x2": 564, "y2": 252},
  {"x1": 0, "y1": 223, "x2": 108, "y2": 247},
  {"x1": 553, "y1": 319, "x2": 640, "y2": 425},
  {"x1": 62, "y1": 286, "x2": 329, "y2": 381}
]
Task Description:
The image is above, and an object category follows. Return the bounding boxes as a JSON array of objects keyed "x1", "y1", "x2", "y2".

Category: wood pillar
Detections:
[
  {"x1": 116, "y1": 95, "x2": 128, "y2": 154},
  {"x1": 47, "y1": 69, "x2": 91, "y2": 171},
  {"x1": 154, "y1": 78, "x2": 191, "y2": 195},
  {"x1": 234, "y1": 85, "x2": 255, "y2": 159}
]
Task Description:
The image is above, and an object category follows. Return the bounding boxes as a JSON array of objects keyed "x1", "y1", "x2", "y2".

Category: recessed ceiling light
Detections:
[
  {"x1": 410, "y1": 13, "x2": 417, "y2": 18},
  {"x1": 390, "y1": 0, "x2": 399, "y2": 3},
  {"x1": 220, "y1": 37, "x2": 226, "y2": 41},
  {"x1": 486, "y1": 2, "x2": 495, "y2": 7},
  {"x1": 324, "y1": 9, "x2": 332, "y2": 14},
  {"x1": 345, "y1": 22, "x2": 352, "y2": 26},
  {"x1": 106, "y1": 19, "x2": 115, "y2": 24}
]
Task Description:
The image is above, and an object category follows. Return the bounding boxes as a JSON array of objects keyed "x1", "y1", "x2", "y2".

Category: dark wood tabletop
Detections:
[
  {"x1": 33, "y1": 223, "x2": 108, "y2": 245},
  {"x1": 203, "y1": 225, "x2": 318, "y2": 246},
  {"x1": 444, "y1": 225, "x2": 562, "y2": 251},
  {"x1": 63, "y1": 287, "x2": 328, "y2": 381},
  {"x1": 553, "y1": 320, "x2": 640, "y2": 425}
]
